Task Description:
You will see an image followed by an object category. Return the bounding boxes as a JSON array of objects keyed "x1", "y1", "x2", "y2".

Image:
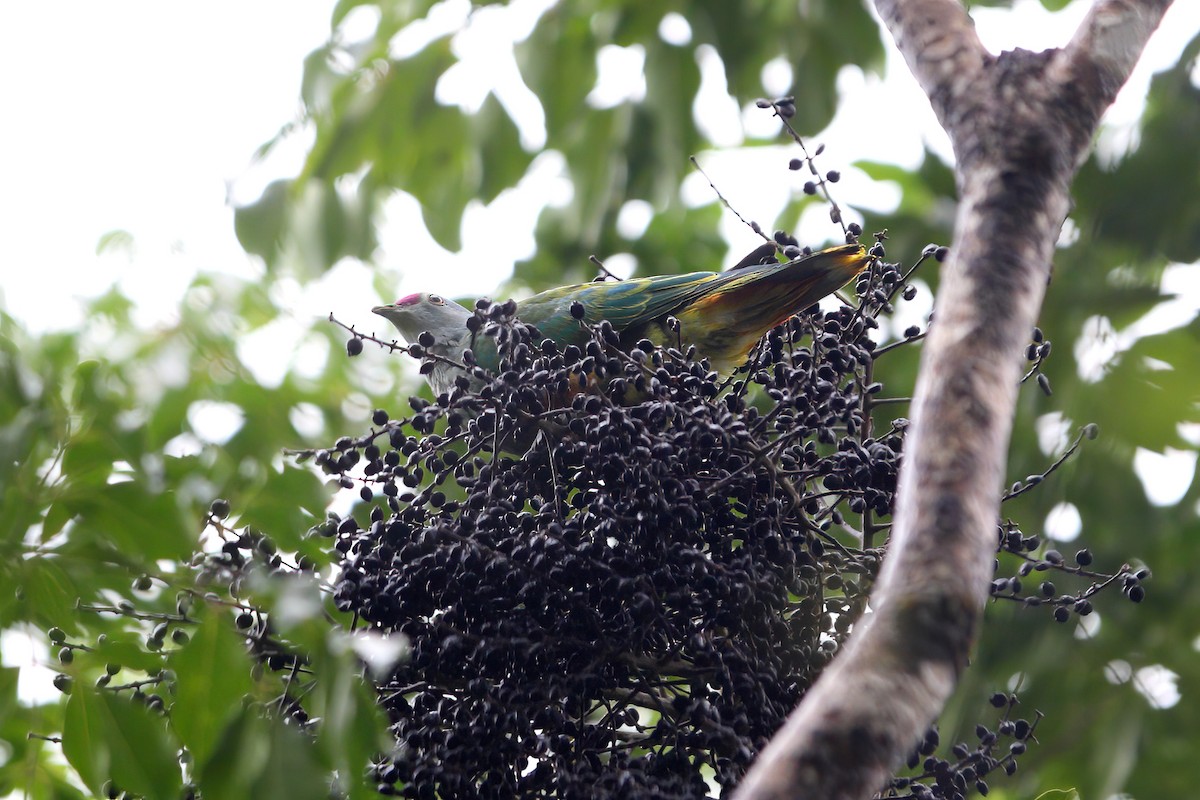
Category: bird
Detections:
[{"x1": 373, "y1": 242, "x2": 871, "y2": 397}]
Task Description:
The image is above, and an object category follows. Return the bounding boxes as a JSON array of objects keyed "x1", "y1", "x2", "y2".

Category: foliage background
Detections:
[{"x1": 2, "y1": 0, "x2": 1198, "y2": 797}]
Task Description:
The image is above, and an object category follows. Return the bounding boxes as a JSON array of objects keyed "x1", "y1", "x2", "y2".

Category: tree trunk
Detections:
[{"x1": 735, "y1": 2, "x2": 1174, "y2": 798}]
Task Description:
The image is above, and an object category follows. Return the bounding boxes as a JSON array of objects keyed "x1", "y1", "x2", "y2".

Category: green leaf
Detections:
[
  {"x1": 237, "y1": 465, "x2": 334, "y2": 552},
  {"x1": 60, "y1": 690, "x2": 106, "y2": 796},
  {"x1": 42, "y1": 501, "x2": 74, "y2": 539},
  {"x1": 93, "y1": 633, "x2": 172, "y2": 675},
  {"x1": 64, "y1": 482, "x2": 194, "y2": 562},
  {"x1": 308, "y1": 633, "x2": 391, "y2": 799},
  {"x1": 168, "y1": 605, "x2": 256, "y2": 771},
  {"x1": 629, "y1": 41, "x2": 702, "y2": 205},
  {"x1": 854, "y1": 159, "x2": 939, "y2": 216},
  {"x1": 0, "y1": 666, "x2": 17, "y2": 728},
  {"x1": 1069, "y1": 322, "x2": 1200, "y2": 451},
  {"x1": 146, "y1": 386, "x2": 195, "y2": 452},
  {"x1": 63, "y1": 683, "x2": 181, "y2": 800},
  {"x1": 95, "y1": 229, "x2": 135, "y2": 257},
  {"x1": 300, "y1": 43, "x2": 342, "y2": 115},
  {"x1": 60, "y1": 427, "x2": 118, "y2": 487},
  {"x1": 18, "y1": 558, "x2": 80, "y2": 633},
  {"x1": 196, "y1": 709, "x2": 328, "y2": 800},
  {"x1": 302, "y1": 37, "x2": 471, "y2": 251},
  {"x1": 516, "y1": 8, "x2": 599, "y2": 144},
  {"x1": 560, "y1": 106, "x2": 631, "y2": 250},
  {"x1": 0, "y1": 406, "x2": 47, "y2": 546},
  {"x1": 1072, "y1": 34, "x2": 1200, "y2": 264},
  {"x1": 234, "y1": 180, "x2": 291, "y2": 267},
  {"x1": 633, "y1": 203, "x2": 725, "y2": 277},
  {"x1": 475, "y1": 94, "x2": 535, "y2": 204},
  {"x1": 330, "y1": 0, "x2": 435, "y2": 35}
]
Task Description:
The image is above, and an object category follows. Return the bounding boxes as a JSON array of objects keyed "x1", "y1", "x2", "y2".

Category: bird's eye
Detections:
[{"x1": 429, "y1": 294, "x2": 446, "y2": 305}]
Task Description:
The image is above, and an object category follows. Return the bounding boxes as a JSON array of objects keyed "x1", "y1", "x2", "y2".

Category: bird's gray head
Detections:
[
  {"x1": 372, "y1": 293, "x2": 474, "y2": 346},
  {"x1": 373, "y1": 293, "x2": 483, "y2": 398}
]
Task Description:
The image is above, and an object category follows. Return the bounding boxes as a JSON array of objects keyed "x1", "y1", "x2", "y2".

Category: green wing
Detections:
[
  {"x1": 515, "y1": 271, "x2": 726, "y2": 346},
  {"x1": 510, "y1": 243, "x2": 869, "y2": 368}
]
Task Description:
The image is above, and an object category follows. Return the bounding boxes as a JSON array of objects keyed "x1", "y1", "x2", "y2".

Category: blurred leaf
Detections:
[
  {"x1": 632, "y1": 203, "x2": 726, "y2": 277},
  {"x1": 772, "y1": 194, "x2": 826, "y2": 246},
  {"x1": 301, "y1": 37, "x2": 471, "y2": 251},
  {"x1": 169, "y1": 606, "x2": 257, "y2": 771},
  {"x1": 236, "y1": 179, "x2": 382, "y2": 277},
  {"x1": 300, "y1": 43, "x2": 342, "y2": 115},
  {"x1": 855, "y1": 159, "x2": 940, "y2": 218},
  {"x1": 516, "y1": 6, "x2": 598, "y2": 144},
  {"x1": 288, "y1": 0, "x2": 888, "y2": 270},
  {"x1": 60, "y1": 427, "x2": 117, "y2": 488},
  {"x1": 94, "y1": 230, "x2": 135, "y2": 257},
  {"x1": 555, "y1": 105, "x2": 630, "y2": 252},
  {"x1": 146, "y1": 387, "x2": 196, "y2": 451},
  {"x1": 64, "y1": 483, "x2": 193, "y2": 562},
  {"x1": 330, "y1": 0, "x2": 374, "y2": 28},
  {"x1": 236, "y1": 281, "x2": 282, "y2": 330},
  {"x1": 234, "y1": 179, "x2": 291, "y2": 265},
  {"x1": 628, "y1": 41, "x2": 702, "y2": 206},
  {"x1": 1, "y1": 4, "x2": 1197, "y2": 799},
  {"x1": 476, "y1": 94, "x2": 536, "y2": 204},
  {"x1": 0, "y1": 407, "x2": 47, "y2": 546},
  {"x1": 196, "y1": 708, "x2": 328, "y2": 800},
  {"x1": 238, "y1": 464, "x2": 334, "y2": 553},
  {"x1": 859, "y1": 149, "x2": 958, "y2": 269},
  {"x1": 1072, "y1": 33, "x2": 1200, "y2": 265},
  {"x1": 1068, "y1": 322, "x2": 1200, "y2": 451},
  {"x1": 92, "y1": 634, "x2": 169, "y2": 675},
  {"x1": 688, "y1": 0, "x2": 884, "y2": 133},
  {"x1": 0, "y1": 667, "x2": 16, "y2": 729},
  {"x1": 304, "y1": 629, "x2": 392, "y2": 799},
  {"x1": 17, "y1": 558, "x2": 80, "y2": 633},
  {"x1": 330, "y1": 0, "x2": 436, "y2": 38},
  {"x1": 63, "y1": 683, "x2": 181, "y2": 800}
]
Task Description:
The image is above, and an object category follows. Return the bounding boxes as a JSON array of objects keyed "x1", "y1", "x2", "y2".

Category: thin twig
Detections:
[
  {"x1": 769, "y1": 98, "x2": 849, "y2": 238},
  {"x1": 689, "y1": 155, "x2": 774, "y2": 245},
  {"x1": 1001, "y1": 425, "x2": 1095, "y2": 502},
  {"x1": 589, "y1": 254, "x2": 622, "y2": 281}
]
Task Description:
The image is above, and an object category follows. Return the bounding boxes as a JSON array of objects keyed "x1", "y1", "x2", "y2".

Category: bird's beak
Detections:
[{"x1": 371, "y1": 305, "x2": 391, "y2": 315}]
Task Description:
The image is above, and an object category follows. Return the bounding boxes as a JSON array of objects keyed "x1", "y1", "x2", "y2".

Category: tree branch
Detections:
[
  {"x1": 735, "y1": 2, "x2": 1173, "y2": 798},
  {"x1": 872, "y1": 0, "x2": 986, "y2": 132},
  {"x1": 1058, "y1": 0, "x2": 1175, "y2": 121}
]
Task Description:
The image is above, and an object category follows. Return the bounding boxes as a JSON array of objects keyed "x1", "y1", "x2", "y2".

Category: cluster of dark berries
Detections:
[
  {"x1": 991, "y1": 520, "x2": 1149, "y2": 623},
  {"x1": 316, "y1": 237, "x2": 938, "y2": 798},
  {"x1": 49, "y1": 232, "x2": 1145, "y2": 800},
  {"x1": 237, "y1": 234, "x2": 1135, "y2": 798},
  {"x1": 884, "y1": 693, "x2": 1041, "y2": 800},
  {"x1": 192, "y1": 508, "x2": 325, "y2": 689},
  {"x1": 1024, "y1": 327, "x2": 1054, "y2": 397}
]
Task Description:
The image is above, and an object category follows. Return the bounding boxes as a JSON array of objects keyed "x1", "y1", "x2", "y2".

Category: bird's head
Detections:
[{"x1": 372, "y1": 293, "x2": 474, "y2": 344}]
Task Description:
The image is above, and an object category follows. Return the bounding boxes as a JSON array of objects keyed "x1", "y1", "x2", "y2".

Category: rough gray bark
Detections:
[{"x1": 734, "y1": 2, "x2": 1174, "y2": 798}]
